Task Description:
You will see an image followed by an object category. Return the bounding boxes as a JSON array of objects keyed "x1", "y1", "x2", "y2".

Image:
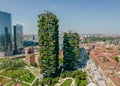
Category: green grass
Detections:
[
  {"x1": 0, "y1": 68, "x2": 35, "y2": 83},
  {"x1": 0, "y1": 58, "x2": 6, "y2": 61},
  {"x1": 20, "y1": 82, "x2": 30, "y2": 86},
  {"x1": 20, "y1": 73, "x2": 35, "y2": 83},
  {"x1": 0, "y1": 69, "x2": 29, "y2": 79},
  {"x1": 0, "y1": 66, "x2": 3, "y2": 71},
  {"x1": 60, "y1": 79, "x2": 72, "y2": 86}
]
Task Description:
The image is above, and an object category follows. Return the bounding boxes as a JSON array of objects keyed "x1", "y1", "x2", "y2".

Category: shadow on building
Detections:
[{"x1": 78, "y1": 47, "x2": 89, "y2": 68}]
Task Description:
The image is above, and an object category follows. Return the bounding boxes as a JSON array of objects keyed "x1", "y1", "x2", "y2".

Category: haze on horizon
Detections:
[{"x1": 0, "y1": 0, "x2": 120, "y2": 34}]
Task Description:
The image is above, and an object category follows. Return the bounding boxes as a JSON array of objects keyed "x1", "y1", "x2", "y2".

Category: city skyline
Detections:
[{"x1": 0, "y1": 0, "x2": 120, "y2": 34}]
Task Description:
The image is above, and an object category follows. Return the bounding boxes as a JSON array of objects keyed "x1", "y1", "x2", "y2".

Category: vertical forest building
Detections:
[
  {"x1": 63, "y1": 32, "x2": 80, "y2": 70},
  {"x1": 38, "y1": 12, "x2": 59, "y2": 77}
]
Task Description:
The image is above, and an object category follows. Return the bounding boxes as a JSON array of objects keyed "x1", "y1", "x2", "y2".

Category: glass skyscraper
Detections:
[
  {"x1": 13, "y1": 24, "x2": 23, "y2": 55},
  {"x1": 0, "y1": 11, "x2": 12, "y2": 57}
]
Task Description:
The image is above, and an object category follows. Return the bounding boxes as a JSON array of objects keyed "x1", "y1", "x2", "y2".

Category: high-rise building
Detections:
[
  {"x1": 13, "y1": 24, "x2": 23, "y2": 55},
  {"x1": 0, "y1": 11, "x2": 12, "y2": 57}
]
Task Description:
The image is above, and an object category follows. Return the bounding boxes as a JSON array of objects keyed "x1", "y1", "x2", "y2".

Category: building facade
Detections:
[
  {"x1": 13, "y1": 24, "x2": 23, "y2": 55},
  {"x1": 0, "y1": 11, "x2": 12, "y2": 57}
]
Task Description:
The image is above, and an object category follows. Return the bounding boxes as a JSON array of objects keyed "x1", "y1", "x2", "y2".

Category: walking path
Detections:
[
  {"x1": 0, "y1": 74, "x2": 11, "y2": 79},
  {"x1": 0, "y1": 66, "x2": 38, "y2": 86},
  {"x1": 55, "y1": 77, "x2": 75, "y2": 86},
  {"x1": 25, "y1": 66, "x2": 39, "y2": 86},
  {"x1": 0, "y1": 69, "x2": 5, "y2": 73}
]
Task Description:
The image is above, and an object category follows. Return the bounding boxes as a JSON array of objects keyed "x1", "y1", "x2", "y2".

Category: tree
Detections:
[
  {"x1": 38, "y1": 11, "x2": 59, "y2": 77},
  {"x1": 63, "y1": 32, "x2": 80, "y2": 70},
  {"x1": 1, "y1": 59, "x2": 25, "y2": 70},
  {"x1": 114, "y1": 56, "x2": 119, "y2": 62}
]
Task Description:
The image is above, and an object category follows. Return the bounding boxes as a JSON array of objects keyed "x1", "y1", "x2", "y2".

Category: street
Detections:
[{"x1": 86, "y1": 59, "x2": 106, "y2": 86}]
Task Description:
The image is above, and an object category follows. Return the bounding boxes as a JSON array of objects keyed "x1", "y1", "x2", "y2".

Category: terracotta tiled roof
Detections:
[{"x1": 89, "y1": 44, "x2": 120, "y2": 86}]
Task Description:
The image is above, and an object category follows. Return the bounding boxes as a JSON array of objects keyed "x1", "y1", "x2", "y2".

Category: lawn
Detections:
[
  {"x1": 0, "y1": 58, "x2": 6, "y2": 61},
  {"x1": 0, "y1": 68, "x2": 35, "y2": 83},
  {"x1": 60, "y1": 79, "x2": 72, "y2": 86},
  {"x1": 0, "y1": 69, "x2": 29, "y2": 79},
  {"x1": 0, "y1": 76, "x2": 11, "y2": 85},
  {"x1": 0, "y1": 66, "x2": 3, "y2": 71},
  {"x1": 20, "y1": 72, "x2": 35, "y2": 83},
  {"x1": 20, "y1": 82, "x2": 30, "y2": 86}
]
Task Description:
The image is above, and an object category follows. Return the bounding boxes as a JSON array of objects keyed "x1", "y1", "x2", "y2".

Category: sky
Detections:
[{"x1": 0, "y1": 0, "x2": 120, "y2": 34}]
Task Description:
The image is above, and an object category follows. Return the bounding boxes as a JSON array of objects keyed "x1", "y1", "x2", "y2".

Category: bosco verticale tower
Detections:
[{"x1": 38, "y1": 12, "x2": 59, "y2": 77}]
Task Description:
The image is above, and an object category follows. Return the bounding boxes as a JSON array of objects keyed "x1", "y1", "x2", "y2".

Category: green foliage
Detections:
[
  {"x1": 38, "y1": 11, "x2": 59, "y2": 77},
  {"x1": 61, "y1": 71, "x2": 73, "y2": 78},
  {"x1": 114, "y1": 56, "x2": 119, "y2": 62},
  {"x1": 61, "y1": 70, "x2": 87, "y2": 86},
  {"x1": 75, "y1": 71, "x2": 87, "y2": 86},
  {"x1": 1, "y1": 59, "x2": 25, "y2": 70},
  {"x1": 30, "y1": 62, "x2": 38, "y2": 67},
  {"x1": 63, "y1": 32, "x2": 80, "y2": 70},
  {"x1": 59, "y1": 58, "x2": 63, "y2": 64},
  {"x1": 106, "y1": 48, "x2": 113, "y2": 50}
]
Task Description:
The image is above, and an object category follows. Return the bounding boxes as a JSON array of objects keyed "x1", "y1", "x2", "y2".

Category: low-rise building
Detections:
[{"x1": 90, "y1": 44, "x2": 120, "y2": 86}]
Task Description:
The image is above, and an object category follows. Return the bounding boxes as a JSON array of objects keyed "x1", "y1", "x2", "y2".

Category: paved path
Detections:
[
  {"x1": 0, "y1": 75, "x2": 11, "y2": 79},
  {"x1": 0, "y1": 67, "x2": 37, "y2": 86},
  {"x1": 21, "y1": 81, "x2": 31, "y2": 85},
  {"x1": 4, "y1": 81, "x2": 13, "y2": 86},
  {"x1": 55, "y1": 77, "x2": 75, "y2": 86},
  {"x1": 25, "y1": 66, "x2": 39, "y2": 86}
]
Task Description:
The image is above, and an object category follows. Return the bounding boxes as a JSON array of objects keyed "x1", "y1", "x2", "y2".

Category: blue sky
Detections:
[{"x1": 0, "y1": 0, "x2": 120, "y2": 34}]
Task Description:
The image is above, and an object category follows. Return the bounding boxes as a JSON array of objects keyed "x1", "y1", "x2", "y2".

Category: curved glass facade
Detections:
[{"x1": 0, "y1": 11, "x2": 12, "y2": 54}]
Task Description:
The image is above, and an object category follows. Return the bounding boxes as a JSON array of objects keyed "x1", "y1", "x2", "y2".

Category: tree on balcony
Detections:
[
  {"x1": 63, "y1": 32, "x2": 80, "y2": 70},
  {"x1": 38, "y1": 11, "x2": 59, "y2": 77}
]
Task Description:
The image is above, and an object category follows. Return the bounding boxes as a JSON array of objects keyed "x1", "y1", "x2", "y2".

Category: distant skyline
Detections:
[{"x1": 0, "y1": 0, "x2": 120, "y2": 34}]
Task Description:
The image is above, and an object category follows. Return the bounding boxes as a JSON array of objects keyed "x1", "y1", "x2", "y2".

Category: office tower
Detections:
[
  {"x1": 13, "y1": 24, "x2": 23, "y2": 55},
  {"x1": 0, "y1": 11, "x2": 12, "y2": 57}
]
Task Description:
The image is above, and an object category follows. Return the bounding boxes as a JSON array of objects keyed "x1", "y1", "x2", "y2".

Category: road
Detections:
[{"x1": 86, "y1": 59, "x2": 106, "y2": 86}]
